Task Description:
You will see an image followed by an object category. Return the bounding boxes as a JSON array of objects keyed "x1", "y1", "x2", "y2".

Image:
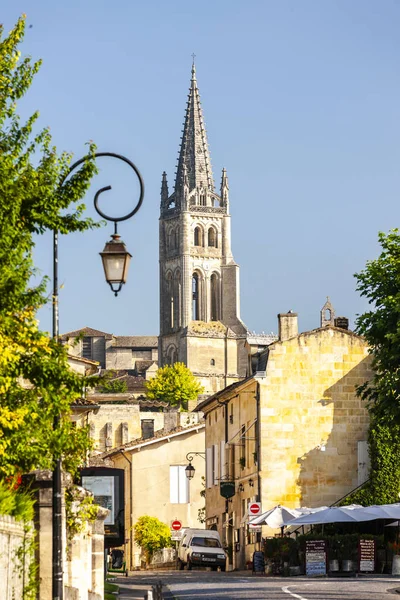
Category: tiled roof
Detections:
[
  {"x1": 71, "y1": 397, "x2": 100, "y2": 407},
  {"x1": 99, "y1": 422, "x2": 205, "y2": 458},
  {"x1": 61, "y1": 326, "x2": 113, "y2": 340},
  {"x1": 139, "y1": 398, "x2": 168, "y2": 409},
  {"x1": 95, "y1": 370, "x2": 147, "y2": 393},
  {"x1": 113, "y1": 336, "x2": 158, "y2": 348}
]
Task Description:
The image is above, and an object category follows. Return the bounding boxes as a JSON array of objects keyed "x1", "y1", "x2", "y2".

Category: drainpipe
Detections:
[
  {"x1": 255, "y1": 382, "x2": 261, "y2": 503},
  {"x1": 255, "y1": 381, "x2": 262, "y2": 551}
]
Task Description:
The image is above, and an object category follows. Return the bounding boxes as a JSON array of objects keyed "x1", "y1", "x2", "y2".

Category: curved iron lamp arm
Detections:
[{"x1": 186, "y1": 451, "x2": 206, "y2": 462}]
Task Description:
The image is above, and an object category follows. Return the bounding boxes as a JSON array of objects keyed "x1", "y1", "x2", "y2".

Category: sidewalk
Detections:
[{"x1": 112, "y1": 577, "x2": 152, "y2": 599}]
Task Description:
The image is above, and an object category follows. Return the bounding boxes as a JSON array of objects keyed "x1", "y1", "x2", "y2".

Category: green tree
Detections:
[
  {"x1": 0, "y1": 16, "x2": 98, "y2": 479},
  {"x1": 98, "y1": 371, "x2": 128, "y2": 394},
  {"x1": 344, "y1": 230, "x2": 400, "y2": 505},
  {"x1": 144, "y1": 362, "x2": 204, "y2": 411},
  {"x1": 133, "y1": 515, "x2": 172, "y2": 564}
]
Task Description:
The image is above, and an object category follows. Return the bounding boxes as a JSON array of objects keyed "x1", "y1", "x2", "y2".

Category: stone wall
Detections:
[
  {"x1": 0, "y1": 515, "x2": 34, "y2": 600},
  {"x1": 260, "y1": 327, "x2": 372, "y2": 507}
]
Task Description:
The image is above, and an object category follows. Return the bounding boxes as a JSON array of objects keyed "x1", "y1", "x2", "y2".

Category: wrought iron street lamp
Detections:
[
  {"x1": 184, "y1": 451, "x2": 205, "y2": 480},
  {"x1": 52, "y1": 152, "x2": 144, "y2": 600}
]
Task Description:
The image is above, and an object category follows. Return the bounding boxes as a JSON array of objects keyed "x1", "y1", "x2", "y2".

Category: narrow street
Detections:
[{"x1": 115, "y1": 571, "x2": 400, "y2": 600}]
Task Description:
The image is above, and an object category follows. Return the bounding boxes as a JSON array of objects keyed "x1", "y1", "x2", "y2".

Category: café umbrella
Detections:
[
  {"x1": 288, "y1": 505, "x2": 378, "y2": 526},
  {"x1": 249, "y1": 505, "x2": 302, "y2": 528}
]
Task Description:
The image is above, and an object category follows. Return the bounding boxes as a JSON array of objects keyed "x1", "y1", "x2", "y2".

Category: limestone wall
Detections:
[
  {"x1": 260, "y1": 327, "x2": 372, "y2": 507},
  {"x1": 88, "y1": 403, "x2": 141, "y2": 451},
  {"x1": 0, "y1": 515, "x2": 34, "y2": 600}
]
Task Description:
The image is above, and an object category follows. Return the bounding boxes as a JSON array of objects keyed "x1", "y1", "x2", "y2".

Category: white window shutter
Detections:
[
  {"x1": 220, "y1": 440, "x2": 226, "y2": 480},
  {"x1": 206, "y1": 447, "x2": 212, "y2": 488},
  {"x1": 213, "y1": 444, "x2": 219, "y2": 485},
  {"x1": 170, "y1": 466, "x2": 178, "y2": 503},
  {"x1": 178, "y1": 465, "x2": 189, "y2": 503},
  {"x1": 358, "y1": 440, "x2": 370, "y2": 486}
]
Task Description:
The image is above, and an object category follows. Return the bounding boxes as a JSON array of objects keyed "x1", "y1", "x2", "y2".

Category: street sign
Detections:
[
  {"x1": 171, "y1": 520, "x2": 182, "y2": 531},
  {"x1": 220, "y1": 480, "x2": 235, "y2": 499},
  {"x1": 248, "y1": 502, "x2": 261, "y2": 516}
]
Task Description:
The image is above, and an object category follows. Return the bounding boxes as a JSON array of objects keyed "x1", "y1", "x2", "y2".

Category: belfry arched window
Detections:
[
  {"x1": 174, "y1": 270, "x2": 181, "y2": 329},
  {"x1": 194, "y1": 226, "x2": 203, "y2": 247},
  {"x1": 192, "y1": 273, "x2": 200, "y2": 320},
  {"x1": 208, "y1": 227, "x2": 217, "y2": 248},
  {"x1": 166, "y1": 272, "x2": 173, "y2": 330},
  {"x1": 210, "y1": 272, "x2": 220, "y2": 321}
]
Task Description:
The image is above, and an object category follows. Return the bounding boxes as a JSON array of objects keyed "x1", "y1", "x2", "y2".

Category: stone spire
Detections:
[
  {"x1": 160, "y1": 171, "x2": 169, "y2": 208},
  {"x1": 175, "y1": 62, "x2": 214, "y2": 195},
  {"x1": 220, "y1": 168, "x2": 229, "y2": 208}
]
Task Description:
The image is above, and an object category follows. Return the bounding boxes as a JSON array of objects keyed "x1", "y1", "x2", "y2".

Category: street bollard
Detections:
[{"x1": 145, "y1": 591, "x2": 153, "y2": 600}]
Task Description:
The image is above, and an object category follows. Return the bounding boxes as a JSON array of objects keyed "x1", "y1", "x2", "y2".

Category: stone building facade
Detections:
[
  {"x1": 159, "y1": 63, "x2": 258, "y2": 394},
  {"x1": 61, "y1": 327, "x2": 158, "y2": 373},
  {"x1": 195, "y1": 310, "x2": 372, "y2": 570}
]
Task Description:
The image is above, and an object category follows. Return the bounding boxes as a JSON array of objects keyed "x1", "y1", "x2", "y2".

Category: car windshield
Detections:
[{"x1": 191, "y1": 537, "x2": 221, "y2": 548}]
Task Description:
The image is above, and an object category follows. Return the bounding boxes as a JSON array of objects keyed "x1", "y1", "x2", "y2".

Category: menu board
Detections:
[
  {"x1": 306, "y1": 540, "x2": 327, "y2": 576},
  {"x1": 359, "y1": 539, "x2": 375, "y2": 572}
]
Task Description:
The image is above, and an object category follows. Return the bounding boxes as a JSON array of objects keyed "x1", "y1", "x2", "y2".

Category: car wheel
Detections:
[
  {"x1": 177, "y1": 558, "x2": 184, "y2": 571},
  {"x1": 186, "y1": 560, "x2": 192, "y2": 571},
  {"x1": 220, "y1": 565, "x2": 226, "y2": 572},
  {"x1": 211, "y1": 566, "x2": 218, "y2": 571}
]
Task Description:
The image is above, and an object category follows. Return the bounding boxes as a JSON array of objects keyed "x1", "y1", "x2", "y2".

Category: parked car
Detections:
[{"x1": 177, "y1": 528, "x2": 226, "y2": 571}]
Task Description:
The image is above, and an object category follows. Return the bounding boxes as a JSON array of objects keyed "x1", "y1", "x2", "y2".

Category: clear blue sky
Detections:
[{"x1": 3, "y1": 1, "x2": 400, "y2": 336}]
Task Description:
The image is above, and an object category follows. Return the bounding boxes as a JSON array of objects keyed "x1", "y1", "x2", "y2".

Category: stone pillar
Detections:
[
  {"x1": 22, "y1": 470, "x2": 53, "y2": 600},
  {"x1": 91, "y1": 507, "x2": 109, "y2": 598},
  {"x1": 278, "y1": 311, "x2": 298, "y2": 341}
]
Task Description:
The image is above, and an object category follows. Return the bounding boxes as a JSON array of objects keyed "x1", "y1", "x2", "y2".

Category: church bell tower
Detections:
[{"x1": 159, "y1": 63, "x2": 248, "y2": 393}]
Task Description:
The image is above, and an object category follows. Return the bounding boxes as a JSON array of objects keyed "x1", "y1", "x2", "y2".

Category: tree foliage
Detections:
[
  {"x1": 144, "y1": 362, "x2": 204, "y2": 411},
  {"x1": 133, "y1": 515, "x2": 172, "y2": 563},
  {"x1": 0, "y1": 16, "x2": 98, "y2": 479},
  {"x1": 98, "y1": 371, "x2": 128, "y2": 394},
  {"x1": 344, "y1": 230, "x2": 400, "y2": 505}
]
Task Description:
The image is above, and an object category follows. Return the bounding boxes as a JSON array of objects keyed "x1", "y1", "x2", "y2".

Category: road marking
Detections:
[{"x1": 282, "y1": 586, "x2": 309, "y2": 600}]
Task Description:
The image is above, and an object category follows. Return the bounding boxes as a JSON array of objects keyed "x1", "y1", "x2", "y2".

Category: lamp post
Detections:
[
  {"x1": 52, "y1": 152, "x2": 144, "y2": 600},
  {"x1": 184, "y1": 451, "x2": 205, "y2": 480}
]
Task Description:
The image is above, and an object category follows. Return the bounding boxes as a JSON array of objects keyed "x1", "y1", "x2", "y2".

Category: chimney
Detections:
[
  {"x1": 278, "y1": 311, "x2": 298, "y2": 341},
  {"x1": 334, "y1": 316, "x2": 349, "y2": 330}
]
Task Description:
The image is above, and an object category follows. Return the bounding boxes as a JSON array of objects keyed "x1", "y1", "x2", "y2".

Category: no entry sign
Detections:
[
  {"x1": 249, "y1": 502, "x2": 261, "y2": 516},
  {"x1": 171, "y1": 520, "x2": 182, "y2": 531}
]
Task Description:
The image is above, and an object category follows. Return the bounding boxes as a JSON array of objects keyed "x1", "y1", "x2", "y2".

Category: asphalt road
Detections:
[{"x1": 116, "y1": 571, "x2": 400, "y2": 600}]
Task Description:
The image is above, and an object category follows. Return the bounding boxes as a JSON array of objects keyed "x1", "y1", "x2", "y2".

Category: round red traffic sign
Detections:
[
  {"x1": 171, "y1": 520, "x2": 182, "y2": 531},
  {"x1": 249, "y1": 502, "x2": 261, "y2": 516}
]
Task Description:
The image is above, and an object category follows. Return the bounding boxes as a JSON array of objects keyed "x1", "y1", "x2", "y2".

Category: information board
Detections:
[
  {"x1": 359, "y1": 539, "x2": 375, "y2": 572},
  {"x1": 305, "y1": 540, "x2": 326, "y2": 576},
  {"x1": 252, "y1": 550, "x2": 265, "y2": 573}
]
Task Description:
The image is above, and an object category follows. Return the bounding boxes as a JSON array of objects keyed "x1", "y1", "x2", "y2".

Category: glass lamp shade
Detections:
[
  {"x1": 185, "y1": 462, "x2": 195, "y2": 480},
  {"x1": 100, "y1": 234, "x2": 132, "y2": 296}
]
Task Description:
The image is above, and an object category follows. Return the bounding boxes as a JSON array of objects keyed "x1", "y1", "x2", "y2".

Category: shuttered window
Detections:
[
  {"x1": 170, "y1": 466, "x2": 189, "y2": 503},
  {"x1": 206, "y1": 447, "x2": 213, "y2": 488},
  {"x1": 220, "y1": 440, "x2": 226, "y2": 480}
]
